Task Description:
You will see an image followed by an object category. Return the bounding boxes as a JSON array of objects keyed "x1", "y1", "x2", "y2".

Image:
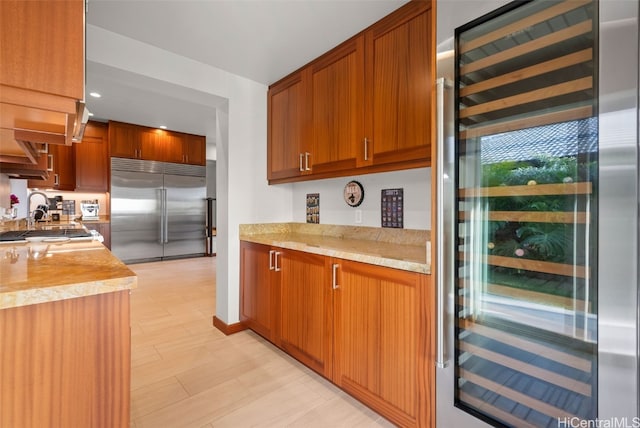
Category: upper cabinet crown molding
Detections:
[
  {"x1": 267, "y1": 0, "x2": 433, "y2": 185},
  {"x1": 0, "y1": 0, "x2": 85, "y2": 165}
]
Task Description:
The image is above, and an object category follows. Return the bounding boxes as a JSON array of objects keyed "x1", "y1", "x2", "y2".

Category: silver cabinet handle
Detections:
[
  {"x1": 305, "y1": 152, "x2": 311, "y2": 171},
  {"x1": 332, "y1": 263, "x2": 339, "y2": 289},
  {"x1": 47, "y1": 154, "x2": 54, "y2": 171},
  {"x1": 364, "y1": 138, "x2": 369, "y2": 161},
  {"x1": 435, "y1": 77, "x2": 453, "y2": 369},
  {"x1": 54, "y1": 173, "x2": 59, "y2": 186},
  {"x1": 274, "y1": 251, "x2": 281, "y2": 272},
  {"x1": 299, "y1": 153, "x2": 304, "y2": 172},
  {"x1": 269, "y1": 250, "x2": 275, "y2": 270}
]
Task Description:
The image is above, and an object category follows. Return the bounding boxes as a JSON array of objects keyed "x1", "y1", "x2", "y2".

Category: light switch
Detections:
[{"x1": 355, "y1": 210, "x2": 362, "y2": 224}]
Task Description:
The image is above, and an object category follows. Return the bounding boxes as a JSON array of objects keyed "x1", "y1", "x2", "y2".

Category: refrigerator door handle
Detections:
[
  {"x1": 436, "y1": 77, "x2": 453, "y2": 369},
  {"x1": 158, "y1": 188, "x2": 165, "y2": 245},
  {"x1": 163, "y1": 188, "x2": 169, "y2": 244}
]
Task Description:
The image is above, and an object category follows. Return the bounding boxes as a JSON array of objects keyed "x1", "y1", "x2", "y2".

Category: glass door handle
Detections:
[{"x1": 436, "y1": 77, "x2": 453, "y2": 369}]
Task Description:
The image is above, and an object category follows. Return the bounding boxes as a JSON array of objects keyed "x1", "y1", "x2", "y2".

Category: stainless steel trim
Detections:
[
  {"x1": 436, "y1": 77, "x2": 453, "y2": 369},
  {"x1": 332, "y1": 263, "x2": 339, "y2": 289},
  {"x1": 163, "y1": 188, "x2": 169, "y2": 243},
  {"x1": 158, "y1": 188, "x2": 164, "y2": 244},
  {"x1": 269, "y1": 250, "x2": 275, "y2": 271},
  {"x1": 598, "y1": 0, "x2": 639, "y2": 420}
]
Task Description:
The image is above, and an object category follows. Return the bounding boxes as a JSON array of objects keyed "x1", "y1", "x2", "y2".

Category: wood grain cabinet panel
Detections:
[
  {"x1": 240, "y1": 242, "x2": 279, "y2": 343},
  {"x1": 75, "y1": 121, "x2": 110, "y2": 192},
  {"x1": 278, "y1": 249, "x2": 333, "y2": 378},
  {"x1": 365, "y1": 2, "x2": 432, "y2": 168},
  {"x1": 266, "y1": 1, "x2": 433, "y2": 184},
  {"x1": 309, "y1": 38, "x2": 365, "y2": 174},
  {"x1": 238, "y1": 242, "x2": 435, "y2": 427},
  {"x1": 267, "y1": 72, "x2": 309, "y2": 181},
  {"x1": 27, "y1": 143, "x2": 75, "y2": 190},
  {"x1": 0, "y1": 0, "x2": 84, "y2": 153},
  {"x1": 333, "y1": 259, "x2": 433, "y2": 427},
  {"x1": 109, "y1": 121, "x2": 140, "y2": 159},
  {"x1": 184, "y1": 134, "x2": 206, "y2": 166},
  {"x1": 0, "y1": 291, "x2": 131, "y2": 428}
]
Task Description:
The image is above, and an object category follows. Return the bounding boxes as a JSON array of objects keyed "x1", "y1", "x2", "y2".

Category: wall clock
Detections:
[{"x1": 343, "y1": 180, "x2": 364, "y2": 207}]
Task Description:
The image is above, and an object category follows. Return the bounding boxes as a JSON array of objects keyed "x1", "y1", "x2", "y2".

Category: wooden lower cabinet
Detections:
[
  {"x1": 278, "y1": 248, "x2": 333, "y2": 378},
  {"x1": 333, "y1": 259, "x2": 433, "y2": 427},
  {"x1": 239, "y1": 241, "x2": 434, "y2": 427},
  {"x1": 0, "y1": 290, "x2": 131, "y2": 428},
  {"x1": 239, "y1": 242, "x2": 278, "y2": 342}
]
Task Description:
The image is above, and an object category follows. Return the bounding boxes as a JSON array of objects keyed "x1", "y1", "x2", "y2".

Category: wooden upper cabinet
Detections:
[
  {"x1": 75, "y1": 121, "x2": 110, "y2": 192},
  {"x1": 365, "y1": 2, "x2": 432, "y2": 167},
  {"x1": 267, "y1": 72, "x2": 308, "y2": 182},
  {"x1": 184, "y1": 134, "x2": 206, "y2": 166},
  {"x1": 266, "y1": 1, "x2": 433, "y2": 184},
  {"x1": 27, "y1": 144, "x2": 75, "y2": 191},
  {"x1": 0, "y1": 0, "x2": 84, "y2": 156},
  {"x1": 165, "y1": 132, "x2": 206, "y2": 165},
  {"x1": 109, "y1": 121, "x2": 139, "y2": 159},
  {"x1": 310, "y1": 38, "x2": 365, "y2": 175},
  {"x1": 109, "y1": 121, "x2": 205, "y2": 165},
  {"x1": 0, "y1": 0, "x2": 83, "y2": 99}
]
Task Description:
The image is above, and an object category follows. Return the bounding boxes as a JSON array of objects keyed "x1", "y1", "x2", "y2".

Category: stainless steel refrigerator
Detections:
[
  {"x1": 435, "y1": 0, "x2": 639, "y2": 426},
  {"x1": 111, "y1": 157, "x2": 206, "y2": 263}
]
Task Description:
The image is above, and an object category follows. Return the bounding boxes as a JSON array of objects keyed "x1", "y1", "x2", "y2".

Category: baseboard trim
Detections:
[{"x1": 212, "y1": 316, "x2": 246, "y2": 335}]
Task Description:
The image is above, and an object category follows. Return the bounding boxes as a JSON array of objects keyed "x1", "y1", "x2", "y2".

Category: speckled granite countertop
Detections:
[
  {"x1": 240, "y1": 223, "x2": 431, "y2": 274},
  {"x1": 0, "y1": 240, "x2": 136, "y2": 309}
]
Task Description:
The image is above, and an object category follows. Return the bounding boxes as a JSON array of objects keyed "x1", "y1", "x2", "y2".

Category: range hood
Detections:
[{"x1": 72, "y1": 101, "x2": 90, "y2": 143}]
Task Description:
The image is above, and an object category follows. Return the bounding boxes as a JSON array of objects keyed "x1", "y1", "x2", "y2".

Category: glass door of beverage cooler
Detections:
[{"x1": 453, "y1": 1, "x2": 599, "y2": 426}]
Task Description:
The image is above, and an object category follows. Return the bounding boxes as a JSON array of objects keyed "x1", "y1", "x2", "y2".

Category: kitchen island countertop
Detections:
[
  {"x1": 0, "y1": 240, "x2": 136, "y2": 309},
  {"x1": 240, "y1": 223, "x2": 431, "y2": 274}
]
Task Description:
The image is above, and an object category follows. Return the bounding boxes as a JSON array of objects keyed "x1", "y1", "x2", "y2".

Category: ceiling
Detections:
[{"x1": 85, "y1": 0, "x2": 409, "y2": 139}]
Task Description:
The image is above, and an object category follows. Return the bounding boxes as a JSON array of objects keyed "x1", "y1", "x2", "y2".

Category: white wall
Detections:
[
  {"x1": 87, "y1": 25, "x2": 292, "y2": 325},
  {"x1": 291, "y1": 168, "x2": 431, "y2": 230}
]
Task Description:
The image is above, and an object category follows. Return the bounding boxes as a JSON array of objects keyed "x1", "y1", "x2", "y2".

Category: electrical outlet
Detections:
[{"x1": 355, "y1": 210, "x2": 362, "y2": 224}]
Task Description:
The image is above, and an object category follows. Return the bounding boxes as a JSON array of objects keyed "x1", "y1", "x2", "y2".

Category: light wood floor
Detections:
[{"x1": 128, "y1": 257, "x2": 392, "y2": 428}]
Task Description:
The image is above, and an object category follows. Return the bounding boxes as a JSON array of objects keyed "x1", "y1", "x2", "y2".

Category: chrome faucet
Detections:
[{"x1": 27, "y1": 191, "x2": 49, "y2": 226}]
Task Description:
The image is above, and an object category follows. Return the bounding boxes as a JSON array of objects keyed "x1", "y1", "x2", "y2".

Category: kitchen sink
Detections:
[{"x1": 0, "y1": 229, "x2": 93, "y2": 242}]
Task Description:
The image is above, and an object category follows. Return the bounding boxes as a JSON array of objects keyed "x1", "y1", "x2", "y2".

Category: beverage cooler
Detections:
[{"x1": 435, "y1": 0, "x2": 639, "y2": 426}]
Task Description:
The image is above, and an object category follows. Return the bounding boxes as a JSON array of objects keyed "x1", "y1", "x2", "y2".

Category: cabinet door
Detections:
[
  {"x1": 240, "y1": 242, "x2": 278, "y2": 342},
  {"x1": 84, "y1": 222, "x2": 111, "y2": 250},
  {"x1": 365, "y1": 3, "x2": 432, "y2": 167},
  {"x1": 279, "y1": 249, "x2": 333, "y2": 377},
  {"x1": 184, "y1": 134, "x2": 206, "y2": 166},
  {"x1": 138, "y1": 128, "x2": 164, "y2": 161},
  {"x1": 0, "y1": 0, "x2": 83, "y2": 100},
  {"x1": 310, "y1": 38, "x2": 364, "y2": 174},
  {"x1": 163, "y1": 131, "x2": 187, "y2": 164},
  {"x1": 267, "y1": 72, "x2": 308, "y2": 182},
  {"x1": 27, "y1": 151, "x2": 56, "y2": 189},
  {"x1": 333, "y1": 259, "x2": 431, "y2": 427},
  {"x1": 75, "y1": 121, "x2": 109, "y2": 192},
  {"x1": 54, "y1": 143, "x2": 75, "y2": 190},
  {"x1": 27, "y1": 144, "x2": 74, "y2": 190},
  {"x1": 109, "y1": 121, "x2": 139, "y2": 159}
]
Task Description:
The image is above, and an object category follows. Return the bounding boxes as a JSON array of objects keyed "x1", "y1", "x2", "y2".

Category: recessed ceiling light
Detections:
[
  {"x1": 159, "y1": 125, "x2": 167, "y2": 129},
  {"x1": 89, "y1": 92, "x2": 101, "y2": 98},
  {"x1": 88, "y1": 112, "x2": 94, "y2": 116}
]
